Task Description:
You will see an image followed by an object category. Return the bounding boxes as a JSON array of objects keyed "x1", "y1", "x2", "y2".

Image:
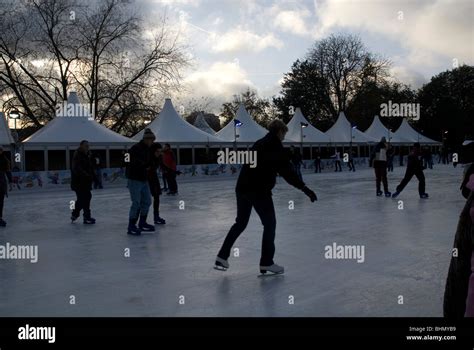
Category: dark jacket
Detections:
[
  {"x1": 0, "y1": 154, "x2": 12, "y2": 194},
  {"x1": 71, "y1": 148, "x2": 94, "y2": 191},
  {"x1": 406, "y1": 149, "x2": 424, "y2": 172},
  {"x1": 126, "y1": 141, "x2": 151, "y2": 182},
  {"x1": 443, "y1": 193, "x2": 474, "y2": 318},
  {"x1": 235, "y1": 132, "x2": 305, "y2": 195}
]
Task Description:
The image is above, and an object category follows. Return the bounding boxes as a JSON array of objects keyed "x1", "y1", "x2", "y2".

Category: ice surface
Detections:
[{"x1": 0, "y1": 164, "x2": 466, "y2": 316}]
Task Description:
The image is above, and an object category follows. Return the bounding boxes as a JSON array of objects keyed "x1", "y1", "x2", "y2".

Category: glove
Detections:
[{"x1": 302, "y1": 186, "x2": 317, "y2": 202}]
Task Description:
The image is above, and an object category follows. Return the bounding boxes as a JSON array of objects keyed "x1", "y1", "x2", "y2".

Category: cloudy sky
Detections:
[{"x1": 138, "y1": 0, "x2": 474, "y2": 109}]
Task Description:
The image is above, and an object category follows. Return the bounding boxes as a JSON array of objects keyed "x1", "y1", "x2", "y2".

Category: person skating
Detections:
[
  {"x1": 443, "y1": 140, "x2": 474, "y2": 318},
  {"x1": 70, "y1": 140, "x2": 96, "y2": 224},
  {"x1": 162, "y1": 143, "x2": 179, "y2": 195},
  {"x1": 392, "y1": 143, "x2": 429, "y2": 199},
  {"x1": 148, "y1": 143, "x2": 166, "y2": 225},
  {"x1": 0, "y1": 147, "x2": 13, "y2": 227},
  {"x1": 370, "y1": 137, "x2": 391, "y2": 197},
  {"x1": 347, "y1": 149, "x2": 355, "y2": 172},
  {"x1": 126, "y1": 129, "x2": 156, "y2": 235},
  {"x1": 314, "y1": 149, "x2": 322, "y2": 173},
  {"x1": 91, "y1": 152, "x2": 103, "y2": 189},
  {"x1": 214, "y1": 120, "x2": 317, "y2": 275},
  {"x1": 332, "y1": 150, "x2": 342, "y2": 172},
  {"x1": 386, "y1": 145, "x2": 394, "y2": 172},
  {"x1": 289, "y1": 146, "x2": 303, "y2": 182}
]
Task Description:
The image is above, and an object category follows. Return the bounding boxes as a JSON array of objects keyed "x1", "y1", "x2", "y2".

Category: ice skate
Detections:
[
  {"x1": 420, "y1": 193, "x2": 429, "y2": 199},
  {"x1": 83, "y1": 217, "x2": 96, "y2": 225},
  {"x1": 0, "y1": 219, "x2": 6, "y2": 227},
  {"x1": 384, "y1": 191, "x2": 392, "y2": 197},
  {"x1": 127, "y1": 218, "x2": 141, "y2": 236},
  {"x1": 138, "y1": 216, "x2": 155, "y2": 232},
  {"x1": 214, "y1": 257, "x2": 229, "y2": 271},
  {"x1": 392, "y1": 191, "x2": 400, "y2": 198},
  {"x1": 71, "y1": 212, "x2": 79, "y2": 223},
  {"x1": 376, "y1": 190, "x2": 383, "y2": 197},
  {"x1": 259, "y1": 263, "x2": 284, "y2": 276}
]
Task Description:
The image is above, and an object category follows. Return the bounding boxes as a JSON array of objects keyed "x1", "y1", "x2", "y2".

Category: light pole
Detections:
[
  {"x1": 8, "y1": 109, "x2": 20, "y2": 168},
  {"x1": 233, "y1": 119, "x2": 242, "y2": 150},
  {"x1": 350, "y1": 124, "x2": 357, "y2": 156},
  {"x1": 300, "y1": 122, "x2": 308, "y2": 154}
]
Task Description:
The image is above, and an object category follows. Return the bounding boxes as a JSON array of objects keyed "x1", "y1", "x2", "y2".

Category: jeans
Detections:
[
  {"x1": 218, "y1": 192, "x2": 277, "y2": 266},
  {"x1": 128, "y1": 179, "x2": 152, "y2": 219}
]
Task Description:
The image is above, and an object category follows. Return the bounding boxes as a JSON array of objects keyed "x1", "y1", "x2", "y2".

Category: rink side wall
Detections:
[{"x1": 8, "y1": 157, "x2": 381, "y2": 190}]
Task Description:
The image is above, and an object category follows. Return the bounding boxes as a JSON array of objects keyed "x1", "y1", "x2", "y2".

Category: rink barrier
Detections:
[{"x1": 9, "y1": 157, "x2": 379, "y2": 190}]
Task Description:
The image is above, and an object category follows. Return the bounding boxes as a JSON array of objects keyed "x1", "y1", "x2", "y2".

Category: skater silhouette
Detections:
[
  {"x1": 392, "y1": 143, "x2": 429, "y2": 199},
  {"x1": 215, "y1": 120, "x2": 317, "y2": 275}
]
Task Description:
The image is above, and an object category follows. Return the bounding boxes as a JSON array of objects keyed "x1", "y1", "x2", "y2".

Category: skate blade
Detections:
[
  {"x1": 213, "y1": 265, "x2": 228, "y2": 271},
  {"x1": 258, "y1": 271, "x2": 284, "y2": 277}
]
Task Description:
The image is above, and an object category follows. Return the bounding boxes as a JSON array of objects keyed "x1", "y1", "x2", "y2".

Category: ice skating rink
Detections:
[{"x1": 0, "y1": 164, "x2": 466, "y2": 316}]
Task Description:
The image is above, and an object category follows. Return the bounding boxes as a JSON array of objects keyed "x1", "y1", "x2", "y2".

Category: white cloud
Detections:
[
  {"x1": 210, "y1": 27, "x2": 284, "y2": 53},
  {"x1": 273, "y1": 8, "x2": 312, "y2": 36},
  {"x1": 183, "y1": 61, "x2": 255, "y2": 108},
  {"x1": 312, "y1": 0, "x2": 474, "y2": 65},
  {"x1": 390, "y1": 66, "x2": 427, "y2": 89}
]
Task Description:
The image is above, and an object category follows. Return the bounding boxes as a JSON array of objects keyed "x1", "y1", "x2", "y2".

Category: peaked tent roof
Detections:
[
  {"x1": 325, "y1": 112, "x2": 377, "y2": 144},
  {"x1": 216, "y1": 103, "x2": 267, "y2": 143},
  {"x1": 134, "y1": 99, "x2": 223, "y2": 143},
  {"x1": 24, "y1": 92, "x2": 134, "y2": 145},
  {"x1": 364, "y1": 115, "x2": 412, "y2": 144},
  {"x1": 0, "y1": 112, "x2": 15, "y2": 145},
  {"x1": 193, "y1": 112, "x2": 215, "y2": 135},
  {"x1": 392, "y1": 118, "x2": 440, "y2": 144},
  {"x1": 284, "y1": 108, "x2": 330, "y2": 143}
]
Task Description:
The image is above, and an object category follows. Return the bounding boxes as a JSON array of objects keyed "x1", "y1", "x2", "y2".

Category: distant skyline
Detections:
[{"x1": 138, "y1": 0, "x2": 474, "y2": 111}]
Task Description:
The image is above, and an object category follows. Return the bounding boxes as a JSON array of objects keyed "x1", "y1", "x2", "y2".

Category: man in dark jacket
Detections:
[
  {"x1": 370, "y1": 137, "x2": 391, "y2": 197},
  {"x1": 392, "y1": 143, "x2": 429, "y2": 199},
  {"x1": 0, "y1": 146, "x2": 12, "y2": 227},
  {"x1": 126, "y1": 128, "x2": 156, "y2": 235},
  {"x1": 71, "y1": 140, "x2": 96, "y2": 224},
  {"x1": 215, "y1": 120, "x2": 317, "y2": 275}
]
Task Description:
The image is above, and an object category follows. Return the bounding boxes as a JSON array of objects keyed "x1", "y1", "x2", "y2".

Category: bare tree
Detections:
[
  {"x1": 307, "y1": 33, "x2": 390, "y2": 118},
  {"x1": 0, "y1": 0, "x2": 189, "y2": 136}
]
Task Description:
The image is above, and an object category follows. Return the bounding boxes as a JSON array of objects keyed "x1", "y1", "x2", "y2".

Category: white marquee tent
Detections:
[
  {"x1": 216, "y1": 104, "x2": 267, "y2": 143},
  {"x1": 193, "y1": 112, "x2": 216, "y2": 135},
  {"x1": 392, "y1": 118, "x2": 440, "y2": 144},
  {"x1": 364, "y1": 115, "x2": 412, "y2": 144},
  {"x1": 0, "y1": 112, "x2": 15, "y2": 145},
  {"x1": 24, "y1": 92, "x2": 134, "y2": 147},
  {"x1": 134, "y1": 98, "x2": 223, "y2": 145},
  {"x1": 22, "y1": 92, "x2": 134, "y2": 171},
  {"x1": 325, "y1": 112, "x2": 377, "y2": 144},
  {"x1": 284, "y1": 108, "x2": 330, "y2": 144}
]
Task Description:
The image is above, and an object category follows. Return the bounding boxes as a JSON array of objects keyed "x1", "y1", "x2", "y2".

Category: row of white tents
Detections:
[{"x1": 0, "y1": 92, "x2": 439, "y2": 170}]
